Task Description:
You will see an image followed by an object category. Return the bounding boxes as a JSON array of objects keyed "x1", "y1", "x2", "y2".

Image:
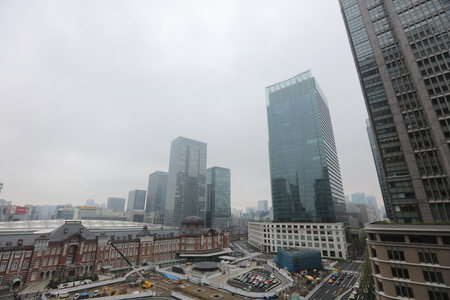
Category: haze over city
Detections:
[{"x1": 0, "y1": 1, "x2": 383, "y2": 210}]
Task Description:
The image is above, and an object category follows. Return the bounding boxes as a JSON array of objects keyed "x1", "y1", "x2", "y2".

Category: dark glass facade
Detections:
[
  {"x1": 206, "y1": 167, "x2": 231, "y2": 229},
  {"x1": 164, "y1": 137, "x2": 207, "y2": 227},
  {"x1": 339, "y1": 0, "x2": 450, "y2": 223},
  {"x1": 126, "y1": 190, "x2": 146, "y2": 212},
  {"x1": 266, "y1": 71, "x2": 347, "y2": 223},
  {"x1": 146, "y1": 171, "x2": 168, "y2": 216}
]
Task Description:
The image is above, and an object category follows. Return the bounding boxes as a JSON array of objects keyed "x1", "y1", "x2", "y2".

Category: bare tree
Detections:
[{"x1": 359, "y1": 249, "x2": 375, "y2": 300}]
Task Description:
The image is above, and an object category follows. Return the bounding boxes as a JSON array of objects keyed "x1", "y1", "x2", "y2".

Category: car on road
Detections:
[
  {"x1": 335, "y1": 280, "x2": 341, "y2": 285},
  {"x1": 328, "y1": 278, "x2": 334, "y2": 284},
  {"x1": 354, "y1": 282, "x2": 360, "y2": 289},
  {"x1": 347, "y1": 273, "x2": 353, "y2": 278}
]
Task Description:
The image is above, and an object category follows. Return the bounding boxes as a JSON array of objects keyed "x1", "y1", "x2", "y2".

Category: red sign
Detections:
[{"x1": 15, "y1": 206, "x2": 28, "y2": 214}]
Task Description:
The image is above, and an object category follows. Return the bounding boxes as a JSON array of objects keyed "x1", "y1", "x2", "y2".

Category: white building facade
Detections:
[{"x1": 248, "y1": 221, "x2": 348, "y2": 259}]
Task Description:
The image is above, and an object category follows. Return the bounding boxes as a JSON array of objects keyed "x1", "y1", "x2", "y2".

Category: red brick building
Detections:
[{"x1": 0, "y1": 217, "x2": 229, "y2": 291}]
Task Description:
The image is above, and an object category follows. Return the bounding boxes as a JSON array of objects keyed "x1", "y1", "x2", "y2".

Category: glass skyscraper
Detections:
[
  {"x1": 146, "y1": 171, "x2": 168, "y2": 216},
  {"x1": 126, "y1": 190, "x2": 146, "y2": 212},
  {"x1": 339, "y1": 0, "x2": 450, "y2": 223},
  {"x1": 206, "y1": 166, "x2": 231, "y2": 229},
  {"x1": 266, "y1": 70, "x2": 347, "y2": 223},
  {"x1": 164, "y1": 137, "x2": 207, "y2": 227}
]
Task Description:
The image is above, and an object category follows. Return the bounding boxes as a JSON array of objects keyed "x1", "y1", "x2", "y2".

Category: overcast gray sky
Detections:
[{"x1": 0, "y1": 1, "x2": 383, "y2": 210}]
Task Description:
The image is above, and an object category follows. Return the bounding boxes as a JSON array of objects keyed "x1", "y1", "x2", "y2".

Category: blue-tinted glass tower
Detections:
[
  {"x1": 266, "y1": 70, "x2": 347, "y2": 223},
  {"x1": 206, "y1": 167, "x2": 231, "y2": 229}
]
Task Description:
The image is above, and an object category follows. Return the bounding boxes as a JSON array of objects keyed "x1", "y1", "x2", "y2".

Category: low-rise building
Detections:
[
  {"x1": 366, "y1": 222, "x2": 450, "y2": 300},
  {"x1": 249, "y1": 221, "x2": 348, "y2": 259},
  {"x1": 0, "y1": 216, "x2": 229, "y2": 292}
]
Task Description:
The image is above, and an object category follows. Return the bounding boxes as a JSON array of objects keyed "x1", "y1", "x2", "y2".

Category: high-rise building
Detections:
[
  {"x1": 366, "y1": 119, "x2": 392, "y2": 219},
  {"x1": 85, "y1": 199, "x2": 96, "y2": 207},
  {"x1": 266, "y1": 70, "x2": 347, "y2": 223},
  {"x1": 146, "y1": 171, "x2": 168, "y2": 216},
  {"x1": 367, "y1": 195, "x2": 379, "y2": 211},
  {"x1": 107, "y1": 197, "x2": 126, "y2": 212},
  {"x1": 258, "y1": 200, "x2": 269, "y2": 212},
  {"x1": 164, "y1": 137, "x2": 207, "y2": 227},
  {"x1": 206, "y1": 167, "x2": 231, "y2": 229},
  {"x1": 351, "y1": 192, "x2": 367, "y2": 205},
  {"x1": 126, "y1": 190, "x2": 146, "y2": 212},
  {"x1": 339, "y1": 0, "x2": 450, "y2": 223}
]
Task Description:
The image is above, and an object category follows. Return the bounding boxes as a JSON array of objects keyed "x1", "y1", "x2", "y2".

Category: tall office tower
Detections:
[
  {"x1": 367, "y1": 195, "x2": 379, "y2": 211},
  {"x1": 339, "y1": 0, "x2": 450, "y2": 223},
  {"x1": 351, "y1": 192, "x2": 367, "y2": 205},
  {"x1": 126, "y1": 190, "x2": 146, "y2": 212},
  {"x1": 85, "y1": 199, "x2": 96, "y2": 206},
  {"x1": 164, "y1": 137, "x2": 207, "y2": 227},
  {"x1": 107, "y1": 197, "x2": 126, "y2": 212},
  {"x1": 367, "y1": 119, "x2": 392, "y2": 219},
  {"x1": 146, "y1": 171, "x2": 168, "y2": 216},
  {"x1": 206, "y1": 167, "x2": 231, "y2": 229},
  {"x1": 266, "y1": 70, "x2": 347, "y2": 223},
  {"x1": 258, "y1": 200, "x2": 269, "y2": 212}
]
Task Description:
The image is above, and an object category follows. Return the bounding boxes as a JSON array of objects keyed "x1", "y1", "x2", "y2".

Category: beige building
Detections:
[{"x1": 366, "y1": 222, "x2": 450, "y2": 300}]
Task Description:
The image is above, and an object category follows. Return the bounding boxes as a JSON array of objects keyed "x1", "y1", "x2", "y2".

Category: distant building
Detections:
[
  {"x1": 257, "y1": 200, "x2": 268, "y2": 212},
  {"x1": 146, "y1": 171, "x2": 168, "y2": 216},
  {"x1": 127, "y1": 190, "x2": 146, "y2": 212},
  {"x1": 164, "y1": 137, "x2": 207, "y2": 227},
  {"x1": 85, "y1": 199, "x2": 96, "y2": 207},
  {"x1": 351, "y1": 192, "x2": 366, "y2": 205},
  {"x1": 107, "y1": 197, "x2": 126, "y2": 213},
  {"x1": 206, "y1": 167, "x2": 231, "y2": 229},
  {"x1": 55, "y1": 207, "x2": 75, "y2": 220},
  {"x1": 125, "y1": 210, "x2": 145, "y2": 223}
]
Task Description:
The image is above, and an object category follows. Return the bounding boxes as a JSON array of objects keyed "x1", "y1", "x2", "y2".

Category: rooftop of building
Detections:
[
  {"x1": 365, "y1": 221, "x2": 450, "y2": 232},
  {"x1": 0, "y1": 219, "x2": 175, "y2": 234}
]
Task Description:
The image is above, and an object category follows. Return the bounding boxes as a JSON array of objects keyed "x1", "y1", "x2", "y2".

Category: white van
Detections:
[{"x1": 59, "y1": 291, "x2": 70, "y2": 298}]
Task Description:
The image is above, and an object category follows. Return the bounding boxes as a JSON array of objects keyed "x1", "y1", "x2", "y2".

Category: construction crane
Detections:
[{"x1": 107, "y1": 240, "x2": 146, "y2": 282}]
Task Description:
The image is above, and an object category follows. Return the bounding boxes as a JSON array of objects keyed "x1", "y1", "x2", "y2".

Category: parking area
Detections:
[{"x1": 226, "y1": 269, "x2": 280, "y2": 293}]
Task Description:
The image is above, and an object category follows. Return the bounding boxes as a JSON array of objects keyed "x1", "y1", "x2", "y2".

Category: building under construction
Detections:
[{"x1": 274, "y1": 247, "x2": 321, "y2": 273}]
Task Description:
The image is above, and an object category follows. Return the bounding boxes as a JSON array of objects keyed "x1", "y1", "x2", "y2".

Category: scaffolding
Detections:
[{"x1": 274, "y1": 247, "x2": 322, "y2": 273}]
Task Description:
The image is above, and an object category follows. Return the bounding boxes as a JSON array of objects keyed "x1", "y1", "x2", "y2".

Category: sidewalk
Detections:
[{"x1": 18, "y1": 274, "x2": 115, "y2": 299}]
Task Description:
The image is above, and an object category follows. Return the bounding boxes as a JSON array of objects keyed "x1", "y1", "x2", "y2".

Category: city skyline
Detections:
[{"x1": 1, "y1": 1, "x2": 384, "y2": 211}]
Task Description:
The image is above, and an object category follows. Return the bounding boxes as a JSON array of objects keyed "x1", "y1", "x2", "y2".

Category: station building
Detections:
[{"x1": 0, "y1": 216, "x2": 229, "y2": 292}]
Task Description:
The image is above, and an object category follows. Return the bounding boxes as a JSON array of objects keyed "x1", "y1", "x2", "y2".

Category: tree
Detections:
[{"x1": 359, "y1": 249, "x2": 375, "y2": 300}]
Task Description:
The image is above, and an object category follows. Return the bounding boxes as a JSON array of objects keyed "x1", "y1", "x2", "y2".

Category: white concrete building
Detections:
[{"x1": 248, "y1": 221, "x2": 348, "y2": 259}]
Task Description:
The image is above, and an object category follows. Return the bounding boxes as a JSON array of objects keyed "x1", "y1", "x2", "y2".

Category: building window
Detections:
[
  {"x1": 418, "y1": 250, "x2": 439, "y2": 264},
  {"x1": 51, "y1": 248, "x2": 56, "y2": 255},
  {"x1": 43, "y1": 258, "x2": 48, "y2": 267},
  {"x1": 375, "y1": 264, "x2": 380, "y2": 274},
  {"x1": 55, "y1": 257, "x2": 59, "y2": 265},
  {"x1": 395, "y1": 284, "x2": 414, "y2": 298},
  {"x1": 428, "y1": 288, "x2": 449, "y2": 300},
  {"x1": 3, "y1": 253, "x2": 10, "y2": 259},
  {"x1": 57, "y1": 248, "x2": 61, "y2": 254},
  {"x1": 423, "y1": 268, "x2": 445, "y2": 284},
  {"x1": 23, "y1": 261, "x2": 29, "y2": 269},
  {"x1": 26, "y1": 251, "x2": 32, "y2": 257},
  {"x1": 11, "y1": 261, "x2": 18, "y2": 270},
  {"x1": 388, "y1": 249, "x2": 405, "y2": 260},
  {"x1": 391, "y1": 266, "x2": 410, "y2": 279},
  {"x1": 377, "y1": 279, "x2": 384, "y2": 292},
  {"x1": 34, "y1": 260, "x2": 40, "y2": 268},
  {"x1": 14, "y1": 252, "x2": 21, "y2": 258}
]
